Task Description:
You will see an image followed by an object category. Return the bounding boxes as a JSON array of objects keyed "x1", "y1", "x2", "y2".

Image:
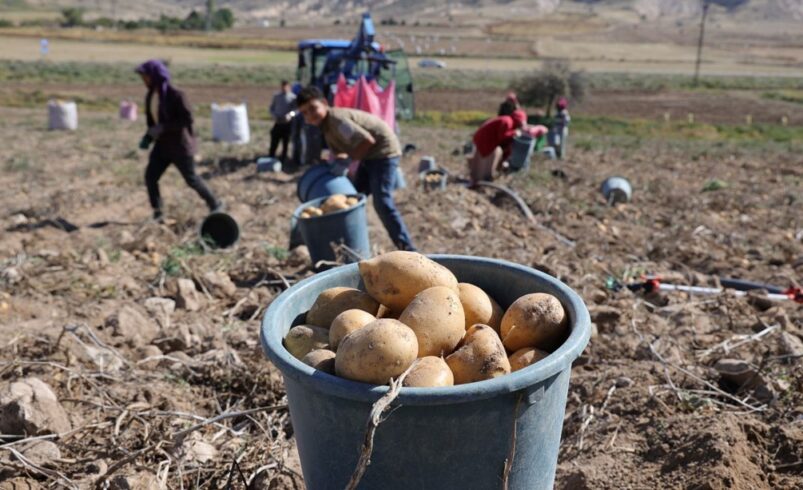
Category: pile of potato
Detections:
[
  {"x1": 299, "y1": 194, "x2": 360, "y2": 219},
  {"x1": 283, "y1": 251, "x2": 569, "y2": 387},
  {"x1": 422, "y1": 172, "x2": 444, "y2": 184}
]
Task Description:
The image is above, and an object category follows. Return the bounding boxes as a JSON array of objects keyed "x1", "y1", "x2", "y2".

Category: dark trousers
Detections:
[
  {"x1": 145, "y1": 150, "x2": 219, "y2": 214},
  {"x1": 269, "y1": 122, "x2": 291, "y2": 161},
  {"x1": 356, "y1": 157, "x2": 416, "y2": 251}
]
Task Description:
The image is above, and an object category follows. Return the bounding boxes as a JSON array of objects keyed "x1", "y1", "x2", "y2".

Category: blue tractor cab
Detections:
[{"x1": 295, "y1": 13, "x2": 415, "y2": 121}]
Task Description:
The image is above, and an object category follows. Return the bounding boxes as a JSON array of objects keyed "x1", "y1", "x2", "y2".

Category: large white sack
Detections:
[
  {"x1": 48, "y1": 100, "x2": 78, "y2": 131},
  {"x1": 211, "y1": 103, "x2": 250, "y2": 144}
]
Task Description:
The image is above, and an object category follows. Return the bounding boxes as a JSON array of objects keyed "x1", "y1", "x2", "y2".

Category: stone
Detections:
[
  {"x1": 187, "y1": 440, "x2": 218, "y2": 463},
  {"x1": 0, "y1": 377, "x2": 72, "y2": 436},
  {"x1": 108, "y1": 472, "x2": 163, "y2": 490},
  {"x1": 0, "y1": 478, "x2": 43, "y2": 489},
  {"x1": 779, "y1": 332, "x2": 803, "y2": 361},
  {"x1": 203, "y1": 271, "x2": 237, "y2": 298},
  {"x1": 105, "y1": 305, "x2": 159, "y2": 347},
  {"x1": 176, "y1": 278, "x2": 203, "y2": 311},
  {"x1": 20, "y1": 440, "x2": 61, "y2": 466},
  {"x1": 135, "y1": 345, "x2": 164, "y2": 369},
  {"x1": 143, "y1": 297, "x2": 175, "y2": 327},
  {"x1": 288, "y1": 245, "x2": 311, "y2": 267}
]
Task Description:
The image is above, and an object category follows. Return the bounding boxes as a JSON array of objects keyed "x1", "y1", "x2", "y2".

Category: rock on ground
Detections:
[
  {"x1": 176, "y1": 278, "x2": 203, "y2": 311},
  {"x1": 0, "y1": 377, "x2": 71, "y2": 436},
  {"x1": 105, "y1": 305, "x2": 160, "y2": 347},
  {"x1": 203, "y1": 270, "x2": 237, "y2": 298}
]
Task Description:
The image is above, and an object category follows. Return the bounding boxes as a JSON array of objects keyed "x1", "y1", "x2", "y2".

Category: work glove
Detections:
[
  {"x1": 330, "y1": 158, "x2": 351, "y2": 177},
  {"x1": 283, "y1": 110, "x2": 296, "y2": 124},
  {"x1": 138, "y1": 133, "x2": 154, "y2": 150}
]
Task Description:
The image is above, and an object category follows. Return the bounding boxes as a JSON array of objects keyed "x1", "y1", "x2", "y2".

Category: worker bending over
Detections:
[
  {"x1": 295, "y1": 86, "x2": 416, "y2": 251},
  {"x1": 467, "y1": 109, "x2": 527, "y2": 186}
]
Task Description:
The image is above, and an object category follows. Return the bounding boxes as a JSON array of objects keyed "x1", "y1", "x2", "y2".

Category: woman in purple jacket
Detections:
[{"x1": 136, "y1": 60, "x2": 220, "y2": 222}]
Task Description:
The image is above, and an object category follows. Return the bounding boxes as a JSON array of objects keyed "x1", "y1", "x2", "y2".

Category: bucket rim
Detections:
[
  {"x1": 199, "y1": 211, "x2": 240, "y2": 249},
  {"x1": 260, "y1": 254, "x2": 591, "y2": 406},
  {"x1": 293, "y1": 193, "x2": 367, "y2": 221}
]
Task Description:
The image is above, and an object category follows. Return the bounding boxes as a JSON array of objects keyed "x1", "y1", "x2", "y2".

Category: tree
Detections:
[
  {"x1": 61, "y1": 7, "x2": 85, "y2": 27},
  {"x1": 511, "y1": 59, "x2": 587, "y2": 115},
  {"x1": 212, "y1": 8, "x2": 234, "y2": 30}
]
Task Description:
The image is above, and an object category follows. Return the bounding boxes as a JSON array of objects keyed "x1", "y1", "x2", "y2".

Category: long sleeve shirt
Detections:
[
  {"x1": 145, "y1": 85, "x2": 197, "y2": 157},
  {"x1": 473, "y1": 115, "x2": 518, "y2": 158},
  {"x1": 270, "y1": 91, "x2": 297, "y2": 121}
]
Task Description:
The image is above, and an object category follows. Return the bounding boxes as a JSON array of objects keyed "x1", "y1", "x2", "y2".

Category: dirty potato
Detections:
[
  {"x1": 500, "y1": 293, "x2": 568, "y2": 352},
  {"x1": 320, "y1": 194, "x2": 350, "y2": 214},
  {"x1": 301, "y1": 349, "x2": 336, "y2": 374},
  {"x1": 457, "y1": 283, "x2": 503, "y2": 333},
  {"x1": 306, "y1": 287, "x2": 380, "y2": 328},
  {"x1": 284, "y1": 325, "x2": 329, "y2": 360},
  {"x1": 398, "y1": 286, "x2": 465, "y2": 357},
  {"x1": 446, "y1": 324, "x2": 510, "y2": 384},
  {"x1": 335, "y1": 319, "x2": 418, "y2": 385},
  {"x1": 403, "y1": 356, "x2": 454, "y2": 387},
  {"x1": 509, "y1": 347, "x2": 549, "y2": 372},
  {"x1": 329, "y1": 309, "x2": 376, "y2": 350},
  {"x1": 358, "y1": 251, "x2": 459, "y2": 312}
]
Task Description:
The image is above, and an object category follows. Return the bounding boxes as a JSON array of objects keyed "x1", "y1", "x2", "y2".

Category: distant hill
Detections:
[{"x1": 16, "y1": 0, "x2": 803, "y2": 23}]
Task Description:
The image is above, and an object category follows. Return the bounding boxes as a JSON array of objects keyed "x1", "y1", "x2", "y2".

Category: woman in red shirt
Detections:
[{"x1": 468, "y1": 109, "x2": 526, "y2": 185}]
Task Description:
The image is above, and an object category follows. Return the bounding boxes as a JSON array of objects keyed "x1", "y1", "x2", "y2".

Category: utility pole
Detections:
[
  {"x1": 693, "y1": 1, "x2": 710, "y2": 86},
  {"x1": 206, "y1": 0, "x2": 215, "y2": 31}
]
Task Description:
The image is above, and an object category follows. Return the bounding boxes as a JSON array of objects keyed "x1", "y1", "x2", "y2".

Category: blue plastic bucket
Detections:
[
  {"x1": 601, "y1": 176, "x2": 632, "y2": 205},
  {"x1": 297, "y1": 164, "x2": 358, "y2": 203},
  {"x1": 508, "y1": 135, "x2": 535, "y2": 171},
  {"x1": 260, "y1": 255, "x2": 591, "y2": 490},
  {"x1": 294, "y1": 194, "x2": 370, "y2": 265},
  {"x1": 200, "y1": 212, "x2": 239, "y2": 248}
]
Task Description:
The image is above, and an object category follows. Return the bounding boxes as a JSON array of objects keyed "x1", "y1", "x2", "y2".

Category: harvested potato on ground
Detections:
[
  {"x1": 284, "y1": 325, "x2": 329, "y2": 360},
  {"x1": 403, "y1": 356, "x2": 454, "y2": 387},
  {"x1": 358, "y1": 251, "x2": 459, "y2": 311},
  {"x1": 335, "y1": 319, "x2": 418, "y2": 385},
  {"x1": 301, "y1": 349, "x2": 336, "y2": 374},
  {"x1": 500, "y1": 293, "x2": 568, "y2": 352},
  {"x1": 329, "y1": 309, "x2": 376, "y2": 350},
  {"x1": 306, "y1": 287, "x2": 380, "y2": 328},
  {"x1": 446, "y1": 324, "x2": 510, "y2": 384},
  {"x1": 458, "y1": 283, "x2": 503, "y2": 333},
  {"x1": 509, "y1": 347, "x2": 549, "y2": 372},
  {"x1": 399, "y1": 286, "x2": 465, "y2": 357}
]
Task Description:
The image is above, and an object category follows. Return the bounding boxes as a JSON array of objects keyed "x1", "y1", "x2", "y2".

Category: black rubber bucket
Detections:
[{"x1": 200, "y1": 212, "x2": 240, "y2": 248}]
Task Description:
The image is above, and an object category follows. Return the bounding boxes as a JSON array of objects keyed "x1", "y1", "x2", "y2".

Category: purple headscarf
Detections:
[{"x1": 135, "y1": 59, "x2": 171, "y2": 121}]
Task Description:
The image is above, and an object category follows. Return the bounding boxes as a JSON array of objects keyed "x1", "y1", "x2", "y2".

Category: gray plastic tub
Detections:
[
  {"x1": 294, "y1": 194, "x2": 370, "y2": 265},
  {"x1": 601, "y1": 176, "x2": 632, "y2": 205},
  {"x1": 508, "y1": 135, "x2": 535, "y2": 171},
  {"x1": 260, "y1": 255, "x2": 591, "y2": 490}
]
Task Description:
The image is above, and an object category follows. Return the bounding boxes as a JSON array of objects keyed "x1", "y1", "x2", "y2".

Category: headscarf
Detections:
[
  {"x1": 135, "y1": 59, "x2": 171, "y2": 121},
  {"x1": 510, "y1": 109, "x2": 527, "y2": 129},
  {"x1": 556, "y1": 97, "x2": 568, "y2": 110},
  {"x1": 505, "y1": 91, "x2": 519, "y2": 105}
]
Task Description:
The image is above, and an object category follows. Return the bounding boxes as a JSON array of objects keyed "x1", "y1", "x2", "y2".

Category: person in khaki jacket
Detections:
[{"x1": 295, "y1": 86, "x2": 416, "y2": 251}]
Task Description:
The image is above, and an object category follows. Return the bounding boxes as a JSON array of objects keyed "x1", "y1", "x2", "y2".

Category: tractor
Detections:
[{"x1": 291, "y1": 13, "x2": 415, "y2": 166}]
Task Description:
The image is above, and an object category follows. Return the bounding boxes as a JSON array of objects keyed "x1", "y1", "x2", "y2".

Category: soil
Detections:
[{"x1": 0, "y1": 105, "x2": 801, "y2": 488}]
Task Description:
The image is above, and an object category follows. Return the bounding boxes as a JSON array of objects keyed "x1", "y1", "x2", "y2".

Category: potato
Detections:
[
  {"x1": 509, "y1": 347, "x2": 549, "y2": 372},
  {"x1": 500, "y1": 293, "x2": 568, "y2": 352},
  {"x1": 403, "y1": 356, "x2": 454, "y2": 387},
  {"x1": 320, "y1": 194, "x2": 347, "y2": 214},
  {"x1": 306, "y1": 287, "x2": 380, "y2": 328},
  {"x1": 335, "y1": 319, "x2": 418, "y2": 385},
  {"x1": 346, "y1": 196, "x2": 359, "y2": 206},
  {"x1": 284, "y1": 325, "x2": 329, "y2": 360},
  {"x1": 398, "y1": 286, "x2": 465, "y2": 357},
  {"x1": 457, "y1": 283, "x2": 503, "y2": 333},
  {"x1": 301, "y1": 349, "x2": 336, "y2": 374},
  {"x1": 358, "y1": 251, "x2": 459, "y2": 311},
  {"x1": 446, "y1": 324, "x2": 510, "y2": 384},
  {"x1": 306, "y1": 206, "x2": 323, "y2": 217},
  {"x1": 329, "y1": 309, "x2": 376, "y2": 350}
]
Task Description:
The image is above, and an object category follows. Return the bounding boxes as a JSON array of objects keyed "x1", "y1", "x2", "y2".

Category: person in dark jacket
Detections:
[{"x1": 136, "y1": 59, "x2": 220, "y2": 222}]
